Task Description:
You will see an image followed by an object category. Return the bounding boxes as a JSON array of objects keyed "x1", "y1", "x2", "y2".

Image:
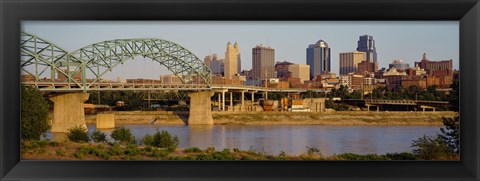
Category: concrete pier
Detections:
[
  {"x1": 188, "y1": 91, "x2": 214, "y2": 124},
  {"x1": 49, "y1": 93, "x2": 89, "y2": 133},
  {"x1": 96, "y1": 114, "x2": 115, "y2": 129}
]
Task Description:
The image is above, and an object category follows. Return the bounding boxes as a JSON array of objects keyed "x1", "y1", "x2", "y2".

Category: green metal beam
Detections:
[{"x1": 20, "y1": 32, "x2": 212, "y2": 92}]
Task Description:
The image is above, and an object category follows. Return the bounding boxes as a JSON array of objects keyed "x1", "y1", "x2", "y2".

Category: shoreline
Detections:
[{"x1": 85, "y1": 111, "x2": 456, "y2": 126}]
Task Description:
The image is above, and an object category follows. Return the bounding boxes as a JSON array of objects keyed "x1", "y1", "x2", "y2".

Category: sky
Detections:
[{"x1": 22, "y1": 21, "x2": 459, "y2": 80}]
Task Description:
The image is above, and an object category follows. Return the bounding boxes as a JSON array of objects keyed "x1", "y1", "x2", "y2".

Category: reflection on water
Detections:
[{"x1": 45, "y1": 124, "x2": 441, "y2": 156}]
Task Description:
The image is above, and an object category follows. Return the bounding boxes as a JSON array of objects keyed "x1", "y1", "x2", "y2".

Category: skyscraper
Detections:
[
  {"x1": 204, "y1": 55, "x2": 212, "y2": 69},
  {"x1": 252, "y1": 44, "x2": 275, "y2": 80},
  {"x1": 306, "y1": 40, "x2": 331, "y2": 80},
  {"x1": 224, "y1": 41, "x2": 240, "y2": 80},
  {"x1": 339, "y1": 51, "x2": 366, "y2": 75},
  {"x1": 356, "y1": 35, "x2": 377, "y2": 62}
]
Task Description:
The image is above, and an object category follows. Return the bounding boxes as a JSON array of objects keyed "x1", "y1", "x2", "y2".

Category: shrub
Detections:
[
  {"x1": 206, "y1": 147, "x2": 216, "y2": 153},
  {"x1": 151, "y1": 130, "x2": 179, "y2": 149},
  {"x1": 184, "y1": 147, "x2": 202, "y2": 153},
  {"x1": 306, "y1": 146, "x2": 321, "y2": 155},
  {"x1": 385, "y1": 152, "x2": 416, "y2": 160},
  {"x1": 125, "y1": 144, "x2": 140, "y2": 156},
  {"x1": 21, "y1": 140, "x2": 50, "y2": 150},
  {"x1": 151, "y1": 148, "x2": 170, "y2": 158},
  {"x1": 67, "y1": 126, "x2": 90, "y2": 143},
  {"x1": 142, "y1": 134, "x2": 154, "y2": 146},
  {"x1": 55, "y1": 149, "x2": 66, "y2": 156},
  {"x1": 109, "y1": 142, "x2": 123, "y2": 156},
  {"x1": 411, "y1": 135, "x2": 453, "y2": 160},
  {"x1": 91, "y1": 130, "x2": 107, "y2": 143},
  {"x1": 196, "y1": 153, "x2": 214, "y2": 160},
  {"x1": 21, "y1": 85, "x2": 51, "y2": 140},
  {"x1": 337, "y1": 153, "x2": 388, "y2": 160},
  {"x1": 111, "y1": 127, "x2": 135, "y2": 144}
]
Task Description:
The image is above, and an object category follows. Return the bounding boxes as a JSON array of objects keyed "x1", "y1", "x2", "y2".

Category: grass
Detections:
[{"x1": 213, "y1": 111, "x2": 454, "y2": 126}]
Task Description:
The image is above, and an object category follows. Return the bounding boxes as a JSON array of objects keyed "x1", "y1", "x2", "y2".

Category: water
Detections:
[{"x1": 50, "y1": 124, "x2": 441, "y2": 156}]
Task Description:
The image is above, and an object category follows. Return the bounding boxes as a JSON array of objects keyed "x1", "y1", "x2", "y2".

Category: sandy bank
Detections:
[{"x1": 85, "y1": 111, "x2": 456, "y2": 126}]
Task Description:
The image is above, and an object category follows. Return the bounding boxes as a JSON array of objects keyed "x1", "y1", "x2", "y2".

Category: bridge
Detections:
[{"x1": 21, "y1": 32, "x2": 327, "y2": 132}]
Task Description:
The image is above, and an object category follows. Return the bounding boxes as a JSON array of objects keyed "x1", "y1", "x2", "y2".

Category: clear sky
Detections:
[{"x1": 22, "y1": 21, "x2": 459, "y2": 80}]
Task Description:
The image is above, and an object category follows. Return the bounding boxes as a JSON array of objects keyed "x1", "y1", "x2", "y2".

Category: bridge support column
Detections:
[
  {"x1": 241, "y1": 91, "x2": 245, "y2": 111},
  {"x1": 49, "y1": 93, "x2": 89, "y2": 133},
  {"x1": 217, "y1": 93, "x2": 221, "y2": 111},
  {"x1": 96, "y1": 114, "x2": 115, "y2": 129},
  {"x1": 229, "y1": 92, "x2": 233, "y2": 111},
  {"x1": 188, "y1": 91, "x2": 214, "y2": 125},
  {"x1": 251, "y1": 92, "x2": 254, "y2": 111},
  {"x1": 222, "y1": 91, "x2": 225, "y2": 111}
]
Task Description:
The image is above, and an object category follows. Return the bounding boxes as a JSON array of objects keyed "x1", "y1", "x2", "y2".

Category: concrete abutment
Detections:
[
  {"x1": 188, "y1": 91, "x2": 214, "y2": 125},
  {"x1": 49, "y1": 92, "x2": 89, "y2": 133}
]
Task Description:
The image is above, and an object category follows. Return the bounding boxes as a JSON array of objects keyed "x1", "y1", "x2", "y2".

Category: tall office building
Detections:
[
  {"x1": 252, "y1": 44, "x2": 275, "y2": 80},
  {"x1": 204, "y1": 55, "x2": 213, "y2": 69},
  {"x1": 306, "y1": 40, "x2": 331, "y2": 80},
  {"x1": 339, "y1": 51, "x2": 366, "y2": 75},
  {"x1": 288, "y1": 64, "x2": 310, "y2": 83},
  {"x1": 224, "y1": 41, "x2": 240, "y2": 80},
  {"x1": 209, "y1": 54, "x2": 224, "y2": 75},
  {"x1": 356, "y1": 35, "x2": 377, "y2": 62}
]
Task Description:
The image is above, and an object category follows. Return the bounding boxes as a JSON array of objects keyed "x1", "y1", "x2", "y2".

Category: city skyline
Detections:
[{"x1": 22, "y1": 21, "x2": 459, "y2": 80}]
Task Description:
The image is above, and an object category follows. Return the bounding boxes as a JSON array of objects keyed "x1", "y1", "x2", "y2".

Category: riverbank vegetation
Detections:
[
  {"x1": 20, "y1": 79, "x2": 460, "y2": 161},
  {"x1": 21, "y1": 140, "x2": 458, "y2": 161},
  {"x1": 21, "y1": 85, "x2": 51, "y2": 140},
  {"x1": 21, "y1": 123, "x2": 460, "y2": 161}
]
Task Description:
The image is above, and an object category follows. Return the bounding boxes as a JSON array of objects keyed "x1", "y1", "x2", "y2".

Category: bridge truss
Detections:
[{"x1": 21, "y1": 32, "x2": 212, "y2": 92}]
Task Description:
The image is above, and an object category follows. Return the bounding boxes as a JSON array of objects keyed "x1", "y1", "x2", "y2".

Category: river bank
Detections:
[
  {"x1": 85, "y1": 111, "x2": 456, "y2": 126},
  {"x1": 21, "y1": 140, "x2": 459, "y2": 160}
]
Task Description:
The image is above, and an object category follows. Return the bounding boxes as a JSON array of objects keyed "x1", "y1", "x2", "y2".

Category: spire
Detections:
[
  {"x1": 422, "y1": 53, "x2": 427, "y2": 60},
  {"x1": 234, "y1": 41, "x2": 239, "y2": 49}
]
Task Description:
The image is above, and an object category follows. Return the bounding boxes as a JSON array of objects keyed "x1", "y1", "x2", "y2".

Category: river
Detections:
[{"x1": 50, "y1": 124, "x2": 441, "y2": 156}]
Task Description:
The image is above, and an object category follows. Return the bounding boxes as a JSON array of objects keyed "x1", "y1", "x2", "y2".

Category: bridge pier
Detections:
[
  {"x1": 229, "y1": 92, "x2": 233, "y2": 111},
  {"x1": 217, "y1": 93, "x2": 221, "y2": 111},
  {"x1": 49, "y1": 93, "x2": 89, "y2": 133},
  {"x1": 188, "y1": 91, "x2": 214, "y2": 125},
  {"x1": 222, "y1": 91, "x2": 226, "y2": 111},
  {"x1": 241, "y1": 91, "x2": 245, "y2": 111}
]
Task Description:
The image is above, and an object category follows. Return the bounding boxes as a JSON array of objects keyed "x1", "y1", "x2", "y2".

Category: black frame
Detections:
[{"x1": 1, "y1": 0, "x2": 479, "y2": 180}]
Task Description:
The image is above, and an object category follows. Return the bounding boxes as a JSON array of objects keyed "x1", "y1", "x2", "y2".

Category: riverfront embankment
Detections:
[{"x1": 85, "y1": 111, "x2": 456, "y2": 126}]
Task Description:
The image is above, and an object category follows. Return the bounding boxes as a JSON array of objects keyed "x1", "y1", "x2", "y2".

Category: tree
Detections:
[
  {"x1": 67, "y1": 126, "x2": 90, "y2": 142},
  {"x1": 448, "y1": 78, "x2": 459, "y2": 112},
  {"x1": 411, "y1": 135, "x2": 453, "y2": 160},
  {"x1": 111, "y1": 127, "x2": 135, "y2": 144},
  {"x1": 21, "y1": 85, "x2": 51, "y2": 140},
  {"x1": 439, "y1": 115, "x2": 460, "y2": 154}
]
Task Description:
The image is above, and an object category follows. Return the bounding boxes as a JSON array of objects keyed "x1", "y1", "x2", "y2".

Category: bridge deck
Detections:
[{"x1": 22, "y1": 82, "x2": 330, "y2": 93}]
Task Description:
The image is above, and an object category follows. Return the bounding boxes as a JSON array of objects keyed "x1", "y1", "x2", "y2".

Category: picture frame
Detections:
[{"x1": 1, "y1": 0, "x2": 479, "y2": 180}]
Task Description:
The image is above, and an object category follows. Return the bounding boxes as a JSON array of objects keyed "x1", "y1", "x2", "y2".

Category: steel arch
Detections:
[
  {"x1": 69, "y1": 38, "x2": 212, "y2": 91},
  {"x1": 21, "y1": 32, "x2": 84, "y2": 87},
  {"x1": 20, "y1": 32, "x2": 212, "y2": 92}
]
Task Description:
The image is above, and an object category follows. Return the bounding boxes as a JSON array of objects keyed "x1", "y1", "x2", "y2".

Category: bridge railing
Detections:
[{"x1": 22, "y1": 82, "x2": 210, "y2": 92}]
